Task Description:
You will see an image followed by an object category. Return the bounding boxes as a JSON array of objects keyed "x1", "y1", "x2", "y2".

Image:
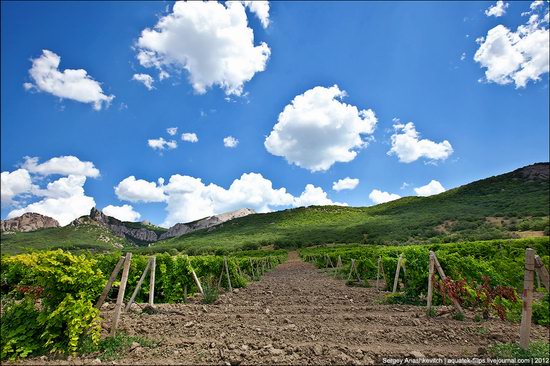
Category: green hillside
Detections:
[
  {"x1": 2, "y1": 163, "x2": 548, "y2": 255},
  {"x1": 0, "y1": 223, "x2": 131, "y2": 255},
  {"x1": 145, "y1": 163, "x2": 549, "y2": 254}
]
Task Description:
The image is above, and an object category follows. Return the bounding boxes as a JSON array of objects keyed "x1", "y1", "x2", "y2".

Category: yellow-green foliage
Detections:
[
  {"x1": 1, "y1": 249, "x2": 287, "y2": 360},
  {"x1": 1, "y1": 250, "x2": 104, "y2": 360}
]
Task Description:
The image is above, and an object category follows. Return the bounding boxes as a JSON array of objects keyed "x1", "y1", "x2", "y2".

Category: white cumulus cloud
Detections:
[
  {"x1": 388, "y1": 121, "x2": 453, "y2": 164},
  {"x1": 25, "y1": 50, "x2": 114, "y2": 110},
  {"x1": 223, "y1": 136, "x2": 239, "y2": 148},
  {"x1": 132, "y1": 73, "x2": 155, "y2": 90},
  {"x1": 294, "y1": 184, "x2": 346, "y2": 207},
  {"x1": 136, "y1": 1, "x2": 270, "y2": 96},
  {"x1": 161, "y1": 172, "x2": 294, "y2": 226},
  {"x1": 22, "y1": 156, "x2": 100, "y2": 177},
  {"x1": 332, "y1": 177, "x2": 360, "y2": 191},
  {"x1": 7, "y1": 174, "x2": 95, "y2": 226},
  {"x1": 34, "y1": 175, "x2": 88, "y2": 198},
  {"x1": 475, "y1": 2, "x2": 549, "y2": 88},
  {"x1": 115, "y1": 176, "x2": 167, "y2": 203},
  {"x1": 181, "y1": 133, "x2": 198, "y2": 143},
  {"x1": 485, "y1": 1, "x2": 509, "y2": 17},
  {"x1": 148, "y1": 137, "x2": 177, "y2": 151},
  {"x1": 1, "y1": 169, "x2": 34, "y2": 204},
  {"x1": 531, "y1": 1, "x2": 544, "y2": 11},
  {"x1": 264, "y1": 85, "x2": 377, "y2": 172},
  {"x1": 414, "y1": 180, "x2": 446, "y2": 197},
  {"x1": 369, "y1": 189, "x2": 401, "y2": 205},
  {"x1": 242, "y1": 1, "x2": 270, "y2": 28},
  {"x1": 166, "y1": 127, "x2": 178, "y2": 136},
  {"x1": 115, "y1": 172, "x2": 343, "y2": 226},
  {"x1": 102, "y1": 204, "x2": 141, "y2": 222}
]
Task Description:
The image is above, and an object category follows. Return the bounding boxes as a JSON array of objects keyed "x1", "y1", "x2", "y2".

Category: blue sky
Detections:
[{"x1": 1, "y1": 1, "x2": 549, "y2": 227}]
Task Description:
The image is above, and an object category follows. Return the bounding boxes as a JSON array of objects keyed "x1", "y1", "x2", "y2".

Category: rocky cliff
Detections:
[
  {"x1": 70, "y1": 208, "x2": 161, "y2": 244},
  {"x1": 1, "y1": 212, "x2": 60, "y2": 233},
  {"x1": 159, "y1": 208, "x2": 255, "y2": 240}
]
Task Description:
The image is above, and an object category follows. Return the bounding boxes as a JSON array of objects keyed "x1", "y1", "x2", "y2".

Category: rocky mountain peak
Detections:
[
  {"x1": 159, "y1": 208, "x2": 256, "y2": 240},
  {"x1": 1, "y1": 212, "x2": 60, "y2": 233},
  {"x1": 70, "y1": 207, "x2": 159, "y2": 244},
  {"x1": 89, "y1": 207, "x2": 111, "y2": 225}
]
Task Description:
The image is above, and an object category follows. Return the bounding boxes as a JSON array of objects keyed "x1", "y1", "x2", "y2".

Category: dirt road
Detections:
[
  {"x1": 96, "y1": 251, "x2": 546, "y2": 365},
  {"x1": 24, "y1": 252, "x2": 549, "y2": 365}
]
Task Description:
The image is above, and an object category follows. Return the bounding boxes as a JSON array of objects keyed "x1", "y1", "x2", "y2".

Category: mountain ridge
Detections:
[
  {"x1": 145, "y1": 162, "x2": 549, "y2": 253},
  {"x1": 1, "y1": 212, "x2": 60, "y2": 233},
  {"x1": 2, "y1": 163, "x2": 548, "y2": 255}
]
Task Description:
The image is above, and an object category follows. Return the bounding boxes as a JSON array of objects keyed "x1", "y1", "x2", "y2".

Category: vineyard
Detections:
[
  {"x1": 300, "y1": 238, "x2": 550, "y2": 323},
  {"x1": 0, "y1": 249, "x2": 286, "y2": 360},
  {"x1": 1, "y1": 238, "x2": 549, "y2": 364}
]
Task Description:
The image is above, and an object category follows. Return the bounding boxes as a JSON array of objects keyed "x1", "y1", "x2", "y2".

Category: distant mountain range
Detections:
[
  {"x1": 1, "y1": 163, "x2": 548, "y2": 255},
  {"x1": 1, "y1": 207, "x2": 255, "y2": 254}
]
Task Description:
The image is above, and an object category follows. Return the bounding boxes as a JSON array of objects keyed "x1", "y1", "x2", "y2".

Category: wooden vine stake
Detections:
[
  {"x1": 337, "y1": 255, "x2": 343, "y2": 269},
  {"x1": 426, "y1": 251, "x2": 435, "y2": 312},
  {"x1": 125, "y1": 257, "x2": 152, "y2": 312},
  {"x1": 96, "y1": 256, "x2": 125, "y2": 309},
  {"x1": 224, "y1": 256, "x2": 233, "y2": 292},
  {"x1": 376, "y1": 257, "x2": 381, "y2": 290},
  {"x1": 347, "y1": 259, "x2": 362, "y2": 282},
  {"x1": 534, "y1": 255, "x2": 549, "y2": 290},
  {"x1": 111, "y1": 252, "x2": 132, "y2": 336},
  {"x1": 149, "y1": 256, "x2": 156, "y2": 306},
  {"x1": 249, "y1": 258, "x2": 256, "y2": 280},
  {"x1": 392, "y1": 254, "x2": 403, "y2": 293},
  {"x1": 432, "y1": 253, "x2": 464, "y2": 315},
  {"x1": 520, "y1": 248, "x2": 536, "y2": 349},
  {"x1": 325, "y1": 254, "x2": 334, "y2": 268},
  {"x1": 191, "y1": 266, "x2": 204, "y2": 295}
]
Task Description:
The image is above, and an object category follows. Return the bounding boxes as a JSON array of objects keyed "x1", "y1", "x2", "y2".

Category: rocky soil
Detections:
[{"x1": 19, "y1": 252, "x2": 550, "y2": 365}]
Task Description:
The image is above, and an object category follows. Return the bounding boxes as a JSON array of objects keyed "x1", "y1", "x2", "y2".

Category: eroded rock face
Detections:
[
  {"x1": 518, "y1": 163, "x2": 549, "y2": 181},
  {"x1": 160, "y1": 208, "x2": 255, "y2": 240},
  {"x1": 71, "y1": 208, "x2": 160, "y2": 243},
  {"x1": 1, "y1": 212, "x2": 60, "y2": 233}
]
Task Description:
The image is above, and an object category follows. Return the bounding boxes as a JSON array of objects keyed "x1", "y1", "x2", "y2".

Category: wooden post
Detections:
[
  {"x1": 111, "y1": 253, "x2": 132, "y2": 336},
  {"x1": 432, "y1": 253, "x2": 464, "y2": 314},
  {"x1": 520, "y1": 248, "x2": 536, "y2": 349},
  {"x1": 218, "y1": 265, "x2": 225, "y2": 288},
  {"x1": 183, "y1": 284, "x2": 188, "y2": 303},
  {"x1": 376, "y1": 257, "x2": 381, "y2": 290},
  {"x1": 337, "y1": 256, "x2": 342, "y2": 268},
  {"x1": 148, "y1": 256, "x2": 156, "y2": 306},
  {"x1": 125, "y1": 258, "x2": 152, "y2": 312},
  {"x1": 427, "y1": 252, "x2": 435, "y2": 312},
  {"x1": 392, "y1": 255, "x2": 403, "y2": 293},
  {"x1": 191, "y1": 268, "x2": 204, "y2": 295},
  {"x1": 96, "y1": 256, "x2": 124, "y2": 309},
  {"x1": 249, "y1": 259, "x2": 256, "y2": 280},
  {"x1": 348, "y1": 259, "x2": 355, "y2": 281},
  {"x1": 534, "y1": 255, "x2": 549, "y2": 290},
  {"x1": 224, "y1": 256, "x2": 232, "y2": 292}
]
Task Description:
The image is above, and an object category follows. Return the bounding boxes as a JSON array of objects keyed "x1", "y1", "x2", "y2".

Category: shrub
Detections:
[
  {"x1": 1, "y1": 250, "x2": 104, "y2": 360},
  {"x1": 533, "y1": 293, "x2": 550, "y2": 326}
]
